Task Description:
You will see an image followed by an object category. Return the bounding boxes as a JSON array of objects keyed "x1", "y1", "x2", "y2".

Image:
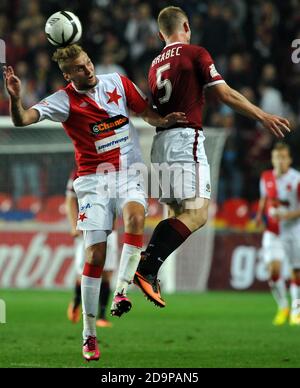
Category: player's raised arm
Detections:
[
  {"x1": 140, "y1": 105, "x2": 188, "y2": 128},
  {"x1": 3, "y1": 65, "x2": 39, "y2": 126},
  {"x1": 206, "y1": 82, "x2": 291, "y2": 138}
]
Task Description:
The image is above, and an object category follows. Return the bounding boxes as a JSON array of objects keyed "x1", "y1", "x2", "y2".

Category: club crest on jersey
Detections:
[{"x1": 90, "y1": 115, "x2": 129, "y2": 136}]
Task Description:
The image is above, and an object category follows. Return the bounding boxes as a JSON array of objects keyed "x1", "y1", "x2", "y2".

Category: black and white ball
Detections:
[{"x1": 45, "y1": 11, "x2": 82, "y2": 47}]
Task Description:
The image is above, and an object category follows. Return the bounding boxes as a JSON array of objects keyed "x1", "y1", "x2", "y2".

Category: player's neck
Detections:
[
  {"x1": 165, "y1": 34, "x2": 188, "y2": 46},
  {"x1": 274, "y1": 168, "x2": 289, "y2": 178}
]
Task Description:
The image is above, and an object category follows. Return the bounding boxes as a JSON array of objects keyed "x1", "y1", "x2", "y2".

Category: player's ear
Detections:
[
  {"x1": 158, "y1": 31, "x2": 165, "y2": 42},
  {"x1": 183, "y1": 21, "x2": 190, "y2": 33},
  {"x1": 63, "y1": 72, "x2": 70, "y2": 82}
]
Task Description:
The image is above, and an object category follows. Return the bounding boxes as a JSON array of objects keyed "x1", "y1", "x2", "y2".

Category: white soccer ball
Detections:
[{"x1": 45, "y1": 11, "x2": 82, "y2": 47}]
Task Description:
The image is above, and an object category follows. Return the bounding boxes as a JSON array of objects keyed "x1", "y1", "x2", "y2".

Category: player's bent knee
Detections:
[
  {"x1": 269, "y1": 263, "x2": 281, "y2": 281},
  {"x1": 124, "y1": 213, "x2": 145, "y2": 234},
  {"x1": 86, "y1": 243, "x2": 107, "y2": 268},
  {"x1": 190, "y1": 209, "x2": 208, "y2": 231}
]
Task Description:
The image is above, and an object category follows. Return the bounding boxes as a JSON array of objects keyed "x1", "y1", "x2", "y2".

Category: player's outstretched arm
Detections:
[
  {"x1": 3, "y1": 66, "x2": 39, "y2": 127},
  {"x1": 140, "y1": 106, "x2": 188, "y2": 128},
  {"x1": 207, "y1": 83, "x2": 291, "y2": 138},
  {"x1": 255, "y1": 197, "x2": 267, "y2": 227}
]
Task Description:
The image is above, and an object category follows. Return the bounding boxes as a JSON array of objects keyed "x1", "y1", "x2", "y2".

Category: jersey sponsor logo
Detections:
[
  {"x1": 95, "y1": 130, "x2": 130, "y2": 154},
  {"x1": 209, "y1": 64, "x2": 220, "y2": 78},
  {"x1": 90, "y1": 115, "x2": 129, "y2": 136},
  {"x1": 80, "y1": 203, "x2": 92, "y2": 212}
]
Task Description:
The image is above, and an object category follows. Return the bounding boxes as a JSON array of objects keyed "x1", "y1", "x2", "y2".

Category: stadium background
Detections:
[
  {"x1": 0, "y1": 0, "x2": 300, "y2": 369},
  {"x1": 0, "y1": 0, "x2": 300, "y2": 291}
]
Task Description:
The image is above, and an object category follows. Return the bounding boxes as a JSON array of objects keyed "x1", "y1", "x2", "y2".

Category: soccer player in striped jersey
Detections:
[
  {"x1": 3, "y1": 45, "x2": 187, "y2": 362},
  {"x1": 256, "y1": 143, "x2": 300, "y2": 326}
]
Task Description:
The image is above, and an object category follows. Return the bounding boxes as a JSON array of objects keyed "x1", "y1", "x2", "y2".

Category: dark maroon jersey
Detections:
[{"x1": 148, "y1": 42, "x2": 225, "y2": 131}]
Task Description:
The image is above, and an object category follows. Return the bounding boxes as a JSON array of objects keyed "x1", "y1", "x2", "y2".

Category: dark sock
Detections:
[
  {"x1": 73, "y1": 281, "x2": 81, "y2": 309},
  {"x1": 99, "y1": 281, "x2": 110, "y2": 319},
  {"x1": 138, "y1": 218, "x2": 192, "y2": 276}
]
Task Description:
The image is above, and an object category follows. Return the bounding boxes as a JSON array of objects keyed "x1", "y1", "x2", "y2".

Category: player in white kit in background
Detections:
[
  {"x1": 65, "y1": 168, "x2": 118, "y2": 328},
  {"x1": 256, "y1": 143, "x2": 300, "y2": 326}
]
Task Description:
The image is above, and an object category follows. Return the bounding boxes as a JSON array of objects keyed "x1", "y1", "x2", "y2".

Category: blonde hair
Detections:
[
  {"x1": 272, "y1": 142, "x2": 291, "y2": 154},
  {"x1": 52, "y1": 44, "x2": 85, "y2": 71},
  {"x1": 158, "y1": 6, "x2": 189, "y2": 36}
]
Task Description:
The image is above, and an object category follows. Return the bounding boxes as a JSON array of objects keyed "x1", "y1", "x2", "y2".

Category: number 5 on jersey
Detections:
[{"x1": 156, "y1": 63, "x2": 172, "y2": 104}]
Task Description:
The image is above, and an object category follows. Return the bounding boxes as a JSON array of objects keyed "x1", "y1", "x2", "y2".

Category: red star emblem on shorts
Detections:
[
  {"x1": 78, "y1": 213, "x2": 88, "y2": 222},
  {"x1": 106, "y1": 88, "x2": 122, "y2": 106}
]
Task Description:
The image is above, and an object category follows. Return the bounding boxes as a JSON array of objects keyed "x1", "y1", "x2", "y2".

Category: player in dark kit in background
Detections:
[{"x1": 134, "y1": 6, "x2": 291, "y2": 307}]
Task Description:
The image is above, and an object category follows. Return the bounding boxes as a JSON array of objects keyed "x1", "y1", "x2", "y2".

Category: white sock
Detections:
[
  {"x1": 290, "y1": 283, "x2": 300, "y2": 314},
  {"x1": 269, "y1": 279, "x2": 289, "y2": 310},
  {"x1": 81, "y1": 274, "x2": 102, "y2": 339},
  {"x1": 115, "y1": 243, "x2": 142, "y2": 295}
]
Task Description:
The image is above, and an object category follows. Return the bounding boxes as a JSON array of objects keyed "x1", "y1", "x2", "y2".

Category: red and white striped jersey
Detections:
[
  {"x1": 33, "y1": 73, "x2": 147, "y2": 176},
  {"x1": 260, "y1": 168, "x2": 300, "y2": 235}
]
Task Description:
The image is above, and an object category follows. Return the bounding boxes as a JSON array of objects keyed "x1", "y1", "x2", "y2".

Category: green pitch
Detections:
[{"x1": 0, "y1": 290, "x2": 300, "y2": 368}]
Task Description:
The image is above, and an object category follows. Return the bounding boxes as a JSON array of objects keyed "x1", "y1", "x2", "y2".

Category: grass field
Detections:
[{"x1": 0, "y1": 290, "x2": 300, "y2": 368}]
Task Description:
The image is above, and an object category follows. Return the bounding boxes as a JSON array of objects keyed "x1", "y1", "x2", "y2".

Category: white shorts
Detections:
[
  {"x1": 281, "y1": 231, "x2": 300, "y2": 269},
  {"x1": 151, "y1": 128, "x2": 211, "y2": 204},
  {"x1": 73, "y1": 171, "x2": 147, "y2": 231},
  {"x1": 74, "y1": 232, "x2": 119, "y2": 276},
  {"x1": 262, "y1": 231, "x2": 286, "y2": 265}
]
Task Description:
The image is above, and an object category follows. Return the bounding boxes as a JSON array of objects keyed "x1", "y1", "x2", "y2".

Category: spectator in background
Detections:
[
  {"x1": 17, "y1": 0, "x2": 45, "y2": 36},
  {"x1": 226, "y1": 53, "x2": 254, "y2": 90},
  {"x1": 6, "y1": 31, "x2": 27, "y2": 67},
  {"x1": 95, "y1": 52, "x2": 127, "y2": 76},
  {"x1": 125, "y1": 3, "x2": 158, "y2": 61},
  {"x1": 259, "y1": 64, "x2": 284, "y2": 117},
  {"x1": 201, "y1": 2, "x2": 231, "y2": 73}
]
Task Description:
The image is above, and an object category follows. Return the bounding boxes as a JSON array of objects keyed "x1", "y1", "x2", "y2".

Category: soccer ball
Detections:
[{"x1": 45, "y1": 11, "x2": 82, "y2": 47}]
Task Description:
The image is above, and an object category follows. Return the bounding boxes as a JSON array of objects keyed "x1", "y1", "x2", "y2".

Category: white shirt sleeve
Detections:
[
  {"x1": 259, "y1": 178, "x2": 266, "y2": 198},
  {"x1": 31, "y1": 90, "x2": 70, "y2": 123}
]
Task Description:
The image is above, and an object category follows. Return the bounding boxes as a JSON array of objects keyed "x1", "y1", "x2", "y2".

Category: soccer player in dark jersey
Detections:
[{"x1": 134, "y1": 6, "x2": 291, "y2": 307}]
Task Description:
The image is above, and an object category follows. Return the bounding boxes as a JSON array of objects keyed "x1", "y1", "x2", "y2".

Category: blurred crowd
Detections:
[{"x1": 0, "y1": 0, "x2": 300, "y2": 203}]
